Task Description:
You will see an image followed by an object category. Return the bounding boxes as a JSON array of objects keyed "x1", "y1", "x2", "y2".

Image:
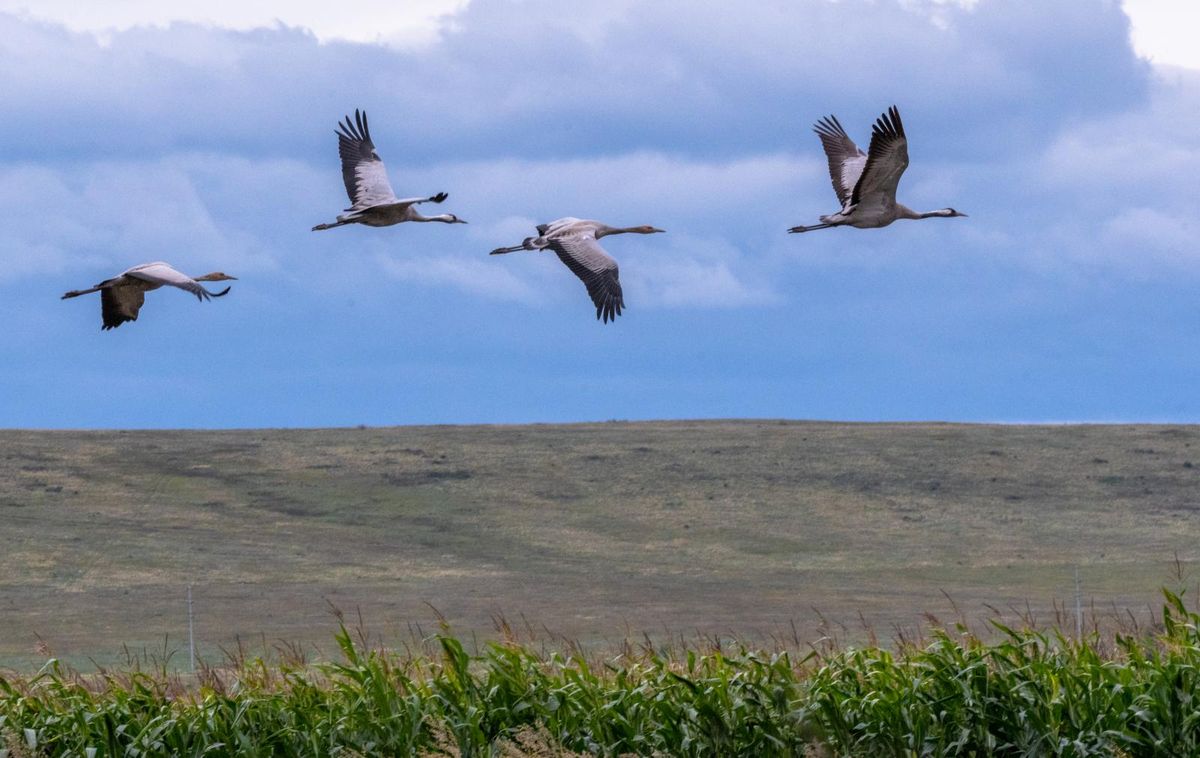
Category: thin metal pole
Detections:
[
  {"x1": 187, "y1": 584, "x2": 196, "y2": 674},
  {"x1": 1080, "y1": 568, "x2": 1089, "y2": 638}
]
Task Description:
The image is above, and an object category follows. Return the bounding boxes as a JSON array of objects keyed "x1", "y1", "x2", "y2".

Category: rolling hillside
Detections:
[{"x1": 2, "y1": 420, "x2": 1198, "y2": 667}]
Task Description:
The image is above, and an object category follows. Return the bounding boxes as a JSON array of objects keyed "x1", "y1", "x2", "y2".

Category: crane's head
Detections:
[
  {"x1": 438, "y1": 214, "x2": 468, "y2": 224},
  {"x1": 943, "y1": 208, "x2": 967, "y2": 218},
  {"x1": 197, "y1": 272, "x2": 238, "y2": 282},
  {"x1": 635, "y1": 225, "x2": 665, "y2": 234}
]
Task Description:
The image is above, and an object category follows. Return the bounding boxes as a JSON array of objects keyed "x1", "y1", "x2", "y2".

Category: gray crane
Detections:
[
  {"x1": 312, "y1": 109, "x2": 466, "y2": 231},
  {"x1": 62, "y1": 261, "x2": 236, "y2": 330},
  {"x1": 789, "y1": 106, "x2": 965, "y2": 234},
  {"x1": 490, "y1": 217, "x2": 664, "y2": 323}
]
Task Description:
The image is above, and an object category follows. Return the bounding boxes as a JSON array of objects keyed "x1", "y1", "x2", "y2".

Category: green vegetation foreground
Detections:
[{"x1": 3, "y1": 592, "x2": 1199, "y2": 757}]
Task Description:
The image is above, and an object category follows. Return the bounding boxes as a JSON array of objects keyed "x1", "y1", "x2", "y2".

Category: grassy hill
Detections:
[{"x1": 2, "y1": 420, "x2": 1198, "y2": 668}]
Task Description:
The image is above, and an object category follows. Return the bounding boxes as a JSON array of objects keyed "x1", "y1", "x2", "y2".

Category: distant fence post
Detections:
[
  {"x1": 1074, "y1": 568, "x2": 1082, "y2": 640},
  {"x1": 188, "y1": 584, "x2": 196, "y2": 674}
]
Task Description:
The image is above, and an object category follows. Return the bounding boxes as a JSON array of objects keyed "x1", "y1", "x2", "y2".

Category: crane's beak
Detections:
[{"x1": 650, "y1": 227, "x2": 665, "y2": 233}]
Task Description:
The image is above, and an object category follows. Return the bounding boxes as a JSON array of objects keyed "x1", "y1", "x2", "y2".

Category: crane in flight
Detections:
[
  {"x1": 490, "y1": 218, "x2": 664, "y2": 323},
  {"x1": 61, "y1": 261, "x2": 236, "y2": 330},
  {"x1": 789, "y1": 106, "x2": 965, "y2": 234},
  {"x1": 312, "y1": 109, "x2": 466, "y2": 231}
]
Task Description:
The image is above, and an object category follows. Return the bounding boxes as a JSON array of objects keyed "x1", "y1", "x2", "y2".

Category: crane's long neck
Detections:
[
  {"x1": 595, "y1": 225, "x2": 647, "y2": 238},
  {"x1": 411, "y1": 211, "x2": 457, "y2": 223},
  {"x1": 898, "y1": 205, "x2": 958, "y2": 220}
]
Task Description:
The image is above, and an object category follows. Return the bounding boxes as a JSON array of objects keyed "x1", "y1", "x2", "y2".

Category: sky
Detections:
[{"x1": 0, "y1": 0, "x2": 1197, "y2": 428}]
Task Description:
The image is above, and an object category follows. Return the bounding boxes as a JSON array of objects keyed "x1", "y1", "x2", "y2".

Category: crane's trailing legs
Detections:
[
  {"x1": 61, "y1": 285, "x2": 105, "y2": 299},
  {"x1": 489, "y1": 239, "x2": 538, "y2": 255},
  {"x1": 787, "y1": 223, "x2": 833, "y2": 234}
]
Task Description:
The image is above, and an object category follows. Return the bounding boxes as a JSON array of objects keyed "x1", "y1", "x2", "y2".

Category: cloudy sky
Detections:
[{"x1": 1, "y1": 0, "x2": 1197, "y2": 428}]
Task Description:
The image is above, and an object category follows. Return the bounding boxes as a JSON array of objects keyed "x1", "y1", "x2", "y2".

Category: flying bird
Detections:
[
  {"x1": 61, "y1": 261, "x2": 236, "y2": 330},
  {"x1": 789, "y1": 106, "x2": 966, "y2": 234},
  {"x1": 312, "y1": 109, "x2": 466, "y2": 231},
  {"x1": 490, "y1": 218, "x2": 664, "y2": 323}
]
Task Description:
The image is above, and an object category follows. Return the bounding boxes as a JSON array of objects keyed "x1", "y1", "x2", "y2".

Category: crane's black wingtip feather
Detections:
[
  {"x1": 870, "y1": 105, "x2": 905, "y2": 141},
  {"x1": 336, "y1": 110, "x2": 372, "y2": 144},
  {"x1": 812, "y1": 115, "x2": 838, "y2": 136},
  {"x1": 875, "y1": 105, "x2": 903, "y2": 136},
  {"x1": 596, "y1": 298, "x2": 623, "y2": 323}
]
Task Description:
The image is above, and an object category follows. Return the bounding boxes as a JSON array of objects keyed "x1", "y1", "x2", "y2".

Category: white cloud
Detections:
[
  {"x1": 374, "y1": 251, "x2": 542, "y2": 303},
  {"x1": 0, "y1": 0, "x2": 1148, "y2": 165},
  {"x1": 1102, "y1": 207, "x2": 1199, "y2": 265},
  {"x1": 0, "y1": 158, "x2": 280, "y2": 286},
  {"x1": 428, "y1": 153, "x2": 812, "y2": 224},
  {"x1": 625, "y1": 234, "x2": 781, "y2": 309},
  {"x1": 632, "y1": 259, "x2": 778, "y2": 309},
  {"x1": 0, "y1": 0, "x2": 1187, "y2": 310},
  {"x1": 1123, "y1": 0, "x2": 1200, "y2": 69},
  {"x1": 1043, "y1": 71, "x2": 1200, "y2": 194},
  {"x1": 0, "y1": 240, "x2": 77, "y2": 284},
  {"x1": 0, "y1": 0, "x2": 467, "y2": 47},
  {"x1": 1012, "y1": 69, "x2": 1200, "y2": 277}
]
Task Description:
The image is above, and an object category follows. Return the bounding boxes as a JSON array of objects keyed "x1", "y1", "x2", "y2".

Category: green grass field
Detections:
[
  {"x1": 2, "y1": 421, "x2": 1198, "y2": 669},
  {"x1": 5, "y1": 594, "x2": 1200, "y2": 756}
]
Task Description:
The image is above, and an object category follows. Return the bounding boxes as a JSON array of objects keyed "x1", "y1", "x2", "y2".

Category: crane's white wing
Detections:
[
  {"x1": 812, "y1": 115, "x2": 866, "y2": 207},
  {"x1": 550, "y1": 232, "x2": 624, "y2": 323},
  {"x1": 336, "y1": 110, "x2": 398, "y2": 211},
  {"x1": 122, "y1": 262, "x2": 210, "y2": 300},
  {"x1": 536, "y1": 217, "x2": 586, "y2": 237},
  {"x1": 851, "y1": 106, "x2": 909, "y2": 207}
]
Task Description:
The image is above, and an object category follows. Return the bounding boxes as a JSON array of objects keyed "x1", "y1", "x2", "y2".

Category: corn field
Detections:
[{"x1": 2, "y1": 592, "x2": 1199, "y2": 757}]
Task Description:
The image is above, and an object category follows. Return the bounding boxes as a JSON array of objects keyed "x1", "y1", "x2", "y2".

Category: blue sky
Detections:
[{"x1": 1, "y1": 0, "x2": 1198, "y2": 428}]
